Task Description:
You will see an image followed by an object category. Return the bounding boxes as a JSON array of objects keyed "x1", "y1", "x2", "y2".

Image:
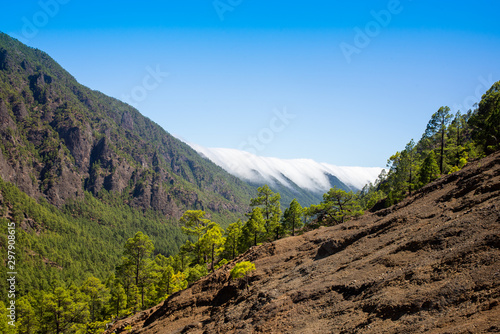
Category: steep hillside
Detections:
[
  {"x1": 106, "y1": 151, "x2": 500, "y2": 333},
  {"x1": 0, "y1": 32, "x2": 254, "y2": 222}
]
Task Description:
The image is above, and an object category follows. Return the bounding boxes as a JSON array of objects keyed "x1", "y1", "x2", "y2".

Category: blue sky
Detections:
[{"x1": 1, "y1": 1, "x2": 499, "y2": 167}]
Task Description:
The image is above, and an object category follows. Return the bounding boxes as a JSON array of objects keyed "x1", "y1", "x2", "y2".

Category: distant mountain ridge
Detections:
[{"x1": 188, "y1": 143, "x2": 383, "y2": 204}]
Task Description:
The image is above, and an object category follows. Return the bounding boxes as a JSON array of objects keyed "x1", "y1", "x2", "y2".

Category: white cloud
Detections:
[{"x1": 188, "y1": 142, "x2": 383, "y2": 193}]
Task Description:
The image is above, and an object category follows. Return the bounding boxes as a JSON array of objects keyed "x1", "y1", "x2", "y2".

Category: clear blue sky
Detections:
[{"x1": 1, "y1": 1, "x2": 499, "y2": 167}]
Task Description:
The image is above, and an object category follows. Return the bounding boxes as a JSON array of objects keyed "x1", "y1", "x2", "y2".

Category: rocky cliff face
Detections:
[
  {"x1": 106, "y1": 151, "x2": 500, "y2": 334},
  {"x1": 0, "y1": 33, "x2": 253, "y2": 219}
]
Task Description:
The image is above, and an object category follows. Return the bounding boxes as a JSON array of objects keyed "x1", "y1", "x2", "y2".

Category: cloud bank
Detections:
[{"x1": 188, "y1": 143, "x2": 384, "y2": 193}]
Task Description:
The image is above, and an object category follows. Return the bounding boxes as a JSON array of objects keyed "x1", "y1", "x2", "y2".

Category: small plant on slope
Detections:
[{"x1": 230, "y1": 261, "x2": 256, "y2": 290}]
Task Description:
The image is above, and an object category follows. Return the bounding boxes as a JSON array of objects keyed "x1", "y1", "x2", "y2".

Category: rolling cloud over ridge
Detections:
[{"x1": 187, "y1": 143, "x2": 384, "y2": 193}]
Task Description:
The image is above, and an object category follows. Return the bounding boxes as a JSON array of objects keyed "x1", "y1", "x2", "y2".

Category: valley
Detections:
[{"x1": 0, "y1": 26, "x2": 499, "y2": 334}]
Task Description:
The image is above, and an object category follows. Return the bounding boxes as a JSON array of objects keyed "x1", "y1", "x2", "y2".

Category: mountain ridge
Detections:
[
  {"x1": 0, "y1": 32, "x2": 260, "y2": 293},
  {"x1": 0, "y1": 32, "x2": 255, "y2": 221},
  {"x1": 188, "y1": 143, "x2": 383, "y2": 205}
]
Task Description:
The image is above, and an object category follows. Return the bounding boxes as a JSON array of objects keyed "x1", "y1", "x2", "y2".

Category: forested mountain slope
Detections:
[
  {"x1": 0, "y1": 32, "x2": 254, "y2": 219},
  {"x1": 0, "y1": 32, "x2": 257, "y2": 299},
  {"x1": 107, "y1": 150, "x2": 500, "y2": 334}
]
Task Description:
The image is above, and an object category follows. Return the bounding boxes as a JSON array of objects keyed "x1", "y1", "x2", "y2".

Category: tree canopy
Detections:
[{"x1": 306, "y1": 187, "x2": 363, "y2": 225}]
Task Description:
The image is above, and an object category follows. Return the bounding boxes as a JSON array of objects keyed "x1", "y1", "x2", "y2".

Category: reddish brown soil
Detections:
[{"x1": 107, "y1": 152, "x2": 500, "y2": 334}]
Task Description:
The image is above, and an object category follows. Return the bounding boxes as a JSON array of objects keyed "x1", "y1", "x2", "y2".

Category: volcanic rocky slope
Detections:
[{"x1": 107, "y1": 151, "x2": 500, "y2": 334}]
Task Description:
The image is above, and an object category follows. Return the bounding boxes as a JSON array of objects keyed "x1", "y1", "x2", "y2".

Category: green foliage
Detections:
[
  {"x1": 359, "y1": 180, "x2": 385, "y2": 210},
  {"x1": 121, "y1": 232, "x2": 154, "y2": 309},
  {"x1": 178, "y1": 211, "x2": 225, "y2": 272},
  {"x1": 214, "y1": 258, "x2": 228, "y2": 270},
  {"x1": 469, "y1": 80, "x2": 500, "y2": 153},
  {"x1": 306, "y1": 187, "x2": 363, "y2": 226},
  {"x1": 108, "y1": 281, "x2": 126, "y2": 319},
  {"x1": 282, "y1": 198, "x2": 304, "y2": 236},
  {"x1": 43, "y1": 286, "x2": 90, "y2": 334},
  {"x1": 16, "y1": 295, "x2": 36, "y2": 333},
  {"x1": 154, "y1": 264, "x2": 174, "y2": 298},
  {"x1": 419, "y1": 151, "x2": 440, "y2": 186},
  {"x1": 423, "y1": 106, "x2": 452, "y2": 174},
  {"x1": 250, "y1": 185, "x2": 282, "y2": 240},
  {"x1": 240, "y1": 207, "x2": 266, "y2": 248},
  {"x1": 200, "y1": 222, "x2": 226, "y2": 272},
  {"x1": 0, "y1": 300, "x2": 17, "y2": 334},
  {"x1": 379, "y1": 139, "x2": 420, "y2": 205},
  {"x1": 0, "y1": 178, "x2": 186, "y2": 309},
  {"x1": 362, "y1": 79, "x2": 500, "y2": 208},
  {"x1": 179, "y1": 210, "x2": 210, "y2": 235},
  {"x1": 81, "y1": 276, "x2": 109, "y2": 323},
  {"x1": 184, "y1": 264, "x2": 207, "y2": 284},
  {"x1": 230, "y1": 261, "x2": 256, "y2": 280},
  {"x1": 223, "y1": 220, "x2": 242, "y2": 259},
  {"x1": 123, "y1": 232, "x2": 154, "y2": 285}
]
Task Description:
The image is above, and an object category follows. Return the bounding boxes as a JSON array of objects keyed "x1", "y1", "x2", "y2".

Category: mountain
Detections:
[
  {"x1": 188, "y1": 143, "x2": 383, "y2": 205},
  {"x1": 0, "y1": 32, "x2": 254, "y2": 220},
  {"x1": 106, "y1": 150, "x2": 500, "y2": 333},
  {"x1": 0, "y1": 32, "x2": 260, "y2": 291}
]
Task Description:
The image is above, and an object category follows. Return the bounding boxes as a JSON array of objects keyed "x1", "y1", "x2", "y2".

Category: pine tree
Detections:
[
  {"x1": 359, "y1": 181, "x2": 385, "y2": 210},
  {"x1": 177, "y1": 241, "x2": 194, "y2": 271},
  {"x1": 127, "y1": 285, "x2": 141, "y2": 314},
  {"x1": 157, "y1": 265, "x2": 175, "y2": 298},
  {"x1": 250, "y1": 185, "x2": 282, "y2": 240},
  {"x1": 17, "y1": 294, "x2": 37, "y2": 334},
  {"x1": 122, "y1": 232, "x2": 154, "y2": 310},
  {"x1": 446, "y1": 111, "x2": 476, "y2": 170},
  {"x1": 230, "y1": 261, "x2": 256, "y2": 290},
  {"x1": 200, "y1": 222, "x2": 226, "y2": 272},
  {"x1": 184, "y1": 263, "x2": 208, "y2": 283},
  {"x1": 282, "y1": 199, "x2": 304, "y2": 236},
  {"x1": 224, "y1": 220, "x2": 242, "y2": 259},
  {"x1": 44, "y1": 286, "x2": 89, "y2": 334},
  {"x1": 179, "y1": 210, "x2": 210, "y2": 264},
  {"x1": 81, "y1": 276, "x2": 109, "y2": 323},
  {"x1": 469, "y1": 80, "x2": 500, "y2": 153},
  {"x1": 170, "y1": 271, "x2": 188, "y2": 293},
  {"x1": 115, "y1": 260, "x2": 135, "y2": 310},
  {"x1": 109, "y1": 282, "x2": 126, "y2": 319},
  {"x1": 423, "y1": 106, "x2": 452, "y2": 173},
  {"x1": 306, "y1": 187, "x2": 363, "y2": 225},
  {"x1": 419, "y1": 151, "x2": 440, "y2": 186},
  {"x1": 403, "y1": 139, "x2": 419, "y2": 195},
  {"x1": 241, "y1": 207, "x2": 266, "y2": 247}
]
